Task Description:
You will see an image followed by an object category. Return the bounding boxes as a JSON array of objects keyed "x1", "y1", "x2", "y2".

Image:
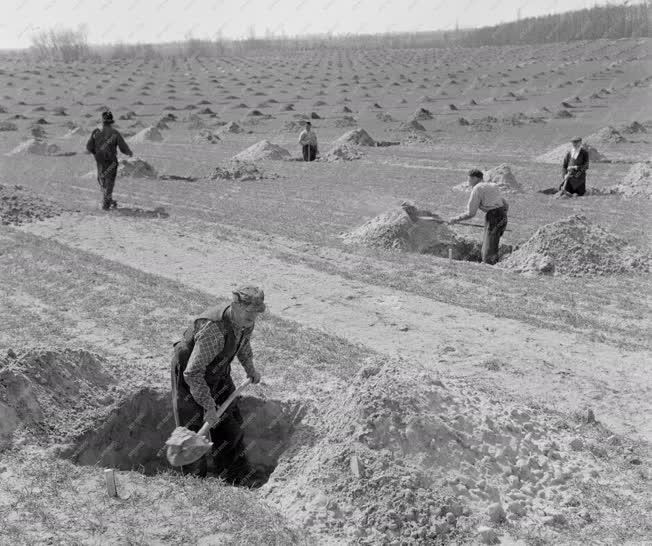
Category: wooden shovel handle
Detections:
[{"x1": 197, "y1": 378, "x2": 252, "y2": 437}]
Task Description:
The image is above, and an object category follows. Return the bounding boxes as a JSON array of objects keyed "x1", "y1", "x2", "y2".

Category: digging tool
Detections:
[
  {"x1": 165, "y1": 378, "x2": 252, "y2": 467},
  {"x1": 416, "y1": 215, "x2": 512, "y2": 232}
]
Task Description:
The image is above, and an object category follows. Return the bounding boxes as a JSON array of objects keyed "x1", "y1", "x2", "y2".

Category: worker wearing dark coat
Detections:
[
  {"x1": 170, "y1": 286, "x2": 265, "y2": 483},
  {"x1": 85, "y1": 110, "x2": 132, "y2": 210},
  {"x1": 560, "y1": 136, "x2": 589, "y2": 196}
]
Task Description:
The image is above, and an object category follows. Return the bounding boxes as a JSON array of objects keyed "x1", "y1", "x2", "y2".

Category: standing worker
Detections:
[
  {"x1": 299, "y1": 121, "x2": 318, "y2": 161},
  {"x1": 171, "y1": 286, "x2": 265, "y2": 484},
  {"x1": 85, "y1": 110, "x2": 133, "y2": 210},
  {"x1": 559, "y1": 136, "x2": 589, "y2": 197},
  {"x1": 448, "y1": 169, "x2": 509, "y2": 265}
]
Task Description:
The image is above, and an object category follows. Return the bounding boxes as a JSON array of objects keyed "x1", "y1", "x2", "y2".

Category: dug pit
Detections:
[{"x1": 64, "y1": 389, "x2": 298, "y2": 486}]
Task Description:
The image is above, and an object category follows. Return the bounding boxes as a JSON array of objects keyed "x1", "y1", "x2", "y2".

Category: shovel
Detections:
[
  {"x1": 166, "y1": 378, "x2": 252, "y2": 467},
  {"x1": 417, "y1": 216, "x2": 512, "y2": 232}
]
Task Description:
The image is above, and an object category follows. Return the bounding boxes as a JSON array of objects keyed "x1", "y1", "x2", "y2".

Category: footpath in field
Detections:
[{"x1": 20, "y1": 213, "x2": 652, "y2": 442}]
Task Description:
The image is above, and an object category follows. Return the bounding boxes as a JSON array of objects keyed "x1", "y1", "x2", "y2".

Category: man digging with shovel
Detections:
[{"x1": 169, "y1": 286, "x2": 265, "y2": 485}]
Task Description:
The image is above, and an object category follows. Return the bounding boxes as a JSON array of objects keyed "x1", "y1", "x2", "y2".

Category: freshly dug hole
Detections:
[{"x1": 66, "y1": 390, "x2": 297, "y2": 484}]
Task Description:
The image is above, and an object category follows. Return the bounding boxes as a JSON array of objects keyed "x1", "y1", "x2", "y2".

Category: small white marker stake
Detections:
[
  {"x1": 104, "y1": 469, "x2": 118, "y2": 498},
  {"x1": 448, "y1": 248, "x2": 453, "y2": 263}
]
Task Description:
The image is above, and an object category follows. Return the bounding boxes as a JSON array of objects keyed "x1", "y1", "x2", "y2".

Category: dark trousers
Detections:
[
  {"x1": 302, "y1": 144, "x2": 317, "y2": 161},
  {"x1": 483, "y1": 207, "x2": 508, "y2": 265},
  {"x1": 170, "y1": 354, "x2": 250, "y2": 480},
  {"x1": 560, "y1": 174, "x2": 586, "y2": 196},
  {"x1": 96, "y1": 161, "x2": 118, "y2": 209}
]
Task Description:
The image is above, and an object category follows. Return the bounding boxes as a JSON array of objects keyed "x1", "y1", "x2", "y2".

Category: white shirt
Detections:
[{"x1": 299, "y1": 129, "x2": 317, "y2": 146}]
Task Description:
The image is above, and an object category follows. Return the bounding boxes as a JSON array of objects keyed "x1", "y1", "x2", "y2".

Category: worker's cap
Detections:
[
  {"x1": 570, "y1": 136, "x2": 582, "y2": 142},
  {"x1": 232, "y1": 285, "x2": 266, "y2": 312},
  {"x1": 102, "y1": 110, "x2": 115, "y2": 124}
]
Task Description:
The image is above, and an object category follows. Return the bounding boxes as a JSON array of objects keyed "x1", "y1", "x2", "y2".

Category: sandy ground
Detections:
[{"x1": 20, "y1": 214, "x2": 652, "y2": 442}]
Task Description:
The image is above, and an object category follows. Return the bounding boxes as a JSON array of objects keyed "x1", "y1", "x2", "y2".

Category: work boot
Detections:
[{"x1": 110, "y1": 199, "x2": 118, "y2": 209}]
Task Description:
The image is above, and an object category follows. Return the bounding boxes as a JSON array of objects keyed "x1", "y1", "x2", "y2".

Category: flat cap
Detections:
[
  {"x1": 232, "y1": 285, "x2": 266, "y2": 312},
  {"x1": 570, "y1": 136, "x2": 582, "y2": 142}
]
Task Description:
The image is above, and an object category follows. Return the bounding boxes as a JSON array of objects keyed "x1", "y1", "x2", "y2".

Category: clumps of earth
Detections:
[
  {"x1": 0, "y1": 349, "x2": 127, "y2": 446},
  {"x1": 209, "y1": 161, "x2": 277, "y2": 181},
  {"x1": 0, "y1": 184, "x2": 64, "y2": 225},
  {"x1": 500, "y1": 214, "x2": 650, "y2": 276},
  {"x1": 586, "y1": 126, "x2": 626, "y2": 144},
  {"x1": 454, "y1": 164, "x2": 523, "y2": 194},
  {"x1": 6, "y1": 139, "x2": 62, "y2": 157},
  {"x1": 335, "y1": 128, "x2": 376, "y2": 147},
  {"x1": 535, "y1": 143, "x2": 607, "y2": 164},
  {"x1": 341, "y1": 204, "x2": 509, "y2": 261},
  {"x1": 128, "y1": 126, "x2": 164, "y2": 144},
  {"x1": 191, "y1": 129, "x2": 221, "y2": 144},
  {"x1": 320, "y1": 144, "x2": 364, "y2": 162},
  {"x1": 609, "y1": 162, "x2": 651, "y2": 198},
  {"x1": 118, "y1": 158, "x2": 158, "y2": 179},
  {"x1": 263, "y1": 358, "x2": 637, "y2": 545},
  {"x1": 233, "y1": 140, "x2": 291, "y2": 161},
  {"x1": 334, "y1": 116, "x2": 357, "y2": 128},
  {"x1": 220, "y1": 121, "x2": 244, "y2": 134}
]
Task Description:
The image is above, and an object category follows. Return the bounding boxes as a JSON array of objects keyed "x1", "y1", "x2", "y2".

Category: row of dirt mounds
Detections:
[
  {"x1": 500, "y1": 214, "x2": 650, "y2": 276},
  {"x1": 263, "y1": 358, "x2": 645, "y2": 545},
  {"x1": 0, "y1": 349, "x2": 128, "y2": 447},
  {"x1": 341, "y1": 204, "x2": 510, "y2": 262},
  {"x1": 0, "y1": 184, "x2": 65, "y2": 225}
]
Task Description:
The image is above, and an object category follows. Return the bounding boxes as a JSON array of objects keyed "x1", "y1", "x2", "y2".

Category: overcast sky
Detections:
[{"x1": 0, "y1": 0, "x2": 632, "y2": 49}]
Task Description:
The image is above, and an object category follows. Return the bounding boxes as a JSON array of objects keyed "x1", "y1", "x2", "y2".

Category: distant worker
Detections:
[
  {"x1": 299, "y1": 121, "x2": 318, "y2": 161},
  {"x1": 448, "y1": 169, "x2": 509, "y2": 265},
  {"x1": 559, "y1": 136, "x2": 589, "y2": 197},
  {"x1": 171, "y1": 286, "x2": 265, "y2": 483},
  {"x1": 85, "y1": 110, "x2": 132, "y2": 210}
]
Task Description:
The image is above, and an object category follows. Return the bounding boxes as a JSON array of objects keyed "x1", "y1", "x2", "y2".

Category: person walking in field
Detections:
[
  {"x1": 558, "y1": 136, "x2": 589, "y2": 197},
  {"x1": 170, "y1": 285, "x2": 265, "y2": 483},
  {"x1": 448, "y1": 169, "x2": 509, "y2": 265},
  {"x1": 299, "y1": 121, "x2": 318, "y2": 161},
  {"x1": 85, "y1": 110, "x2": 133, "y2": 210}
]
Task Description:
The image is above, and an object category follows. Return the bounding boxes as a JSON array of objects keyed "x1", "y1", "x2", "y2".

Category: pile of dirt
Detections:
[
  {"x1": 281, "y1": 120, "x2": 304, "y2": 133},
  {"x1": 233, "y1": 140, "x2": 291, "y2": 161},
  {"x1": 0, "y1": 184, "x2": 64, "y2": 225},
  {"x1": 586, "y1": 126, "x2": 626, "y2": 144},
  {"x1": 6, "y1": 139, "x2": 61, "y2": 156},
  {"x1": 0, "y1": 349, "x2": 125, "y2": 447},
  {"x1": 334, "y1": 116, "x2": 357, "y2": 128},
  {"x1": 265, "y1": 358, "x2": 633, "y2": 544},
  {"x1": 500, "y1": 214, "x2": 650, "y2": 276},
  {"x1": 412, "y1": 107, "x2": 433, "y2": 121},
  {"x1": 485, "y1": 164, "x2": 523, "y2": 193},
  {"x1": 220, "y1": 121, "x2": 244, "y2": 134},
  {"x1": 0, "y1": 121, "x2": 17, "y2": 131},
  {"x1": 335, "y1": 128, "x2": 376, "y2": 146},
  {"x1": 398, "y1": 119, "x2": 426, "y2": 132},
  {"x1": 342, "y1": 205, "x2": 482, "y2": 260},
  {"x1": 191, "y1": 129, "x2": 221, "y2": 144},
  {"x1": 608, "y1": 162, "x2": 652, "y2": 199},
  {"x1": 617, "y1": 121, "x2": 646, "y2": 134},
  {"x1": 376, "y1": 112, "x2": 394, "y2": 122},
  {"x1": 128, "y1": 126, "x2": 164, "y2": 143},
  {"x1": 209, "y1": 161, "x2": 275, "y2": 181},
  {"x1": 535, "y1": 144, "x2": 607, "y2": 164},
  {"x1": 320, "y1": 144, "x2": 364, "y2": 162},
  {"x1": 118, "y1": 158, "x2": 158, "y2": 179}
]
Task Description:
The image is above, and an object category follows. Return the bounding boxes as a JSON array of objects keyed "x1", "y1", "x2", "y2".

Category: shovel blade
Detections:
[{"x1": 165, "y1": 426, "x2": 213, "y2": 467}]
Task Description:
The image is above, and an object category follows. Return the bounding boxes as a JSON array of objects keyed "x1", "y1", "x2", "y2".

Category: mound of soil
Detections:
[
  {"x1": 0, "y1": 184, "x2": 65, "y2": 225},
  {"x1": 281, "y1": 120, "x2": 304, "y2": 133},
  {"x1": 191, "y1": 129, "x2": 221, "y2": 144},
  {"x1": 617, "y1": 121, "x2": 646, "y2": 134},
  {"x1": 486, "y1": 164, "x2": 523, "y2": 193},
  {"x1": 335, "y1": 128, "x2": 376, "y2": 147},
  {"x1": 0, "y1": 121, "x2": 17, "y2": 131},
  {"x1": 220, "y1": 121, "x2": 244, "y2": 134},
  {"x1": 233, "y1": 140, "x2": 291, "y2": 161},
  {"x1": 399, "y1": 119, "x2": 426, "y2": 132},
  {"x1": 586, "y1": 126, "x2": 626, "y2": 144},
  {"x1": 412, "y1": 108, "x2": 433, "y2": 121},
  {"x1": 320, "y1": 144, "x2": 364, "y2": 162},
  {"x1": 210, "y1": 161, "x2": 272, "y2": 181},
  {"x1": 535, "y1": 144, "x2": 607, "y2": 164},
  {"x1": 500, "y1": 214, "x2": 650, "y2": 276},
  {"x1": 6, "y1": 138, "x2": 61, "y2": 156},
  {"x1": 334, "y1": 116, "x2": 357, "y2": 128},
  {"x1": 609, "y1": 162, "x2": 652, "y2": 199},
  {"x1": 376, "y1": 112, "x2": 395, "y2": 122},
  {"x1": 265, "y1": 359, "x2": 630, "y2": 544},
  {"x1": 129, "y1": 126, "x2": 164, "y2": 143},
  {"x1": 0, "y1": 349, "x2": 123, "y2": 447},
  {"x1": 342, "y1": 205, "x2": 485, "y2": 260},
  {"x1": 118, "y1": 158, "x2": 158, "y2": 179}
]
